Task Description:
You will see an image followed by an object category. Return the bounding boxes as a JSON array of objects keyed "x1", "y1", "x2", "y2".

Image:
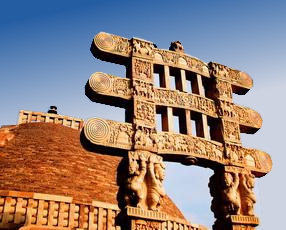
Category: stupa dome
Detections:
[{"x1": 0, "y1": 115, "x2": 206, "y2": 229}]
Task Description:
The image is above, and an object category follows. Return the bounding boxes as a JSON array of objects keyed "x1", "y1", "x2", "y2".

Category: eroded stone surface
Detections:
[{"x1": 0, "y1": 126, "x2": 15, "y2": 147}]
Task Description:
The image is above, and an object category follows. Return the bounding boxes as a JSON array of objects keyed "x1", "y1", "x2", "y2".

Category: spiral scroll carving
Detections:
[
  {"x1": 94, "y1": 32, "x2": 115, "y2": 51},
  {"x1": 89, "y1": 72, "x2": 112, "y2": 93},
  {"x1": 84, "y1": 118, "x2": 110, "y2": 144}
]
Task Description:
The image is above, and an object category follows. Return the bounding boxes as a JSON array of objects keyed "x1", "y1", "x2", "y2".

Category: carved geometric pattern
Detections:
[
  {"x1": 94, "y1": 32, "x2": 115, "y2": 51},
  {"x1": 89, "y1": 72, "x2": 112, "y2": 93},
  {"x1": 84, "y1": 118, "x2": 110, "y2": 145},
  {"x1": 86, "y1": 72, "x2": 131, "y2": 101}
]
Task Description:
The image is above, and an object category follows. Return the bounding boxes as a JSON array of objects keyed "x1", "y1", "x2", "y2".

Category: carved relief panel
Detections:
[
  {"x1": 132, "y1": 58, "x2": 153, "y2": 82},
  {"x1": 217, "y1": 100, "x2": 237, "y2": 120},
  {"x1": 153, "y1": 49, "x2": 209, "y2": 77},
  {"x1": 132, "y1": 38, "x2": 155, "y2": 59},
  {"x1": 213, "y1": 79, "x2": 233, "y2": 101},
  {"x1": 87, "y1": 72, "x2": 132, "y2": 100},
  {"x1": 153, "y1": 88, "x2": 217, "y2": 117},
  {"x1": 222, "y1": 120, "x2": 241, "y2": 144},
  {"x1": 134, "y1": 126, "x2": 157, "y2": 152},
  {"x1": 134, "y1": 100, "x2": 156, "y2": 127},
  {"x1": 133, "y1": 79, "x2": 154, "y2": 101}
]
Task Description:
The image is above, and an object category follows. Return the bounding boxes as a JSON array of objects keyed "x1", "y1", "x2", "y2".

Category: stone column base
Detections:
[
  {"x1": 118, "y1": 206, "x2": 167, "y2": 230},
  {"x1": 213, "y1": 215, "x2": 259, "y2": 230}
]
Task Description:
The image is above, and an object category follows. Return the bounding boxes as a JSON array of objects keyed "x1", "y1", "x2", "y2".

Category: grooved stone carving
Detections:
[
  {"x1": 87, "y1": 72, "x2": 132, "y2": 100},
  {"x1": 94, "y1": 32, "x2": 131, "y2": 56},
  {"x1": 84, "y1": 118, "x2": 133, "y2": 149},
  {"x1": 209, "y1": 62, "x2": 253, "y2": 91}
]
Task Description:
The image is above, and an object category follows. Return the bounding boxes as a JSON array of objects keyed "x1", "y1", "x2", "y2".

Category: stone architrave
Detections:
[{"x1": 82, "y1": 32, "x2": 272, "y2": 230}]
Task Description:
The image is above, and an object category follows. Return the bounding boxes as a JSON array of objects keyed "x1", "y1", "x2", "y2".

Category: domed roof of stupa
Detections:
[{"x1": 0, "y1": 122, "x2": 185, "y2": 220}]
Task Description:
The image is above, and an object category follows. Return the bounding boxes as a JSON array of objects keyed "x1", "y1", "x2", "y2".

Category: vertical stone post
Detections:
[
  {"x1": 124, "y1": 36, "x2": 166, "y2": 227},
  {"x1": 207, "y1": 74, "x2": 241, "y2": 146},
  {"x1": 130, "y1": 38, "x2": 157, "y2": 153}
]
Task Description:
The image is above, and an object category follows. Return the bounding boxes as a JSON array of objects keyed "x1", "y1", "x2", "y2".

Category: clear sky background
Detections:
[{"x1": 1, "y1": 1, "x2": 285, "y2": 229}]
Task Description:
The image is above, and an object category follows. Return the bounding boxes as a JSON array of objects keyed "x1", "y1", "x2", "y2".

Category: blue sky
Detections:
[{"x1": 1, "y1": 1, "x2": 285, "y2": 229}]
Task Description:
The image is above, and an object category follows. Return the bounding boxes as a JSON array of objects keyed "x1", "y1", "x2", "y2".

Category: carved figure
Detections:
[
  {"x1": 133, "y1": 40, "x2": 153, "y2": 56},
  {"x1": 135, "y1": 101, "x2": 155, "y2": 125},
  {"x1": 117, "y1": 125, "x2": 131, "y2": 145},
  {"x1": 135, "y1": 127, "x2": 157, "y2": 150},
  {"x1": 125, "y1": 154, "x2": 147, "y2": 208},
  {"x1": 145, "y1": 129, "x2": 154, "y2": 148},
  {"x1": 155, "y1": 135, "x2": 165, "y2": 150},
  {"x1": 146, "y1": 155, "x2": 166, "y2": 211},
  {"x1": 134, "y1": 128, "x2": 144, "y2": 147},
  {"x1": 240, "y1": 173, "x2": 256, "y2": 216},
  {"x1": 221, "y1": 172, "x2": 241, "y2": 216},
  {"x1": 169, "y1": 41, "x2": 184, "y2": 53},
  {"x1": 134, "y1": 59, "x2": 151, "y2": 80},
  {"x1": 216, "y1": 79, "x2": 232, "y2": 99},
  {"x1": 113, "y1": 36, "x2": 130, "y2": 54},
  {"x1": 114, "y1": 78, "x2": 130, "y2": 96}
]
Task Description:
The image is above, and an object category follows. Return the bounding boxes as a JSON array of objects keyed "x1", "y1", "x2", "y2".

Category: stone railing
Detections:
[
  {"x1": 17, "y1": 110, "x2": 84, "y2": 131},
  {"x1": 0, "y1": 191, "x2": 207, "y2": 230}
]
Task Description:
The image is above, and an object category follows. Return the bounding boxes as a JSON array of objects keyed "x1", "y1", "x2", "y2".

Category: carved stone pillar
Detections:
[
  {"x1": 209, "y1": 166, "x2": 259, "y2": 230},
  {"x1": 130, "y1": 38, "x2": 157, "y2": 154},
  {"x1": 124, "y1": 151, "x2": 166, "y2": 211},
  {"x1": 119, "y1": 150, "x2": 166, "y2": 230}
]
